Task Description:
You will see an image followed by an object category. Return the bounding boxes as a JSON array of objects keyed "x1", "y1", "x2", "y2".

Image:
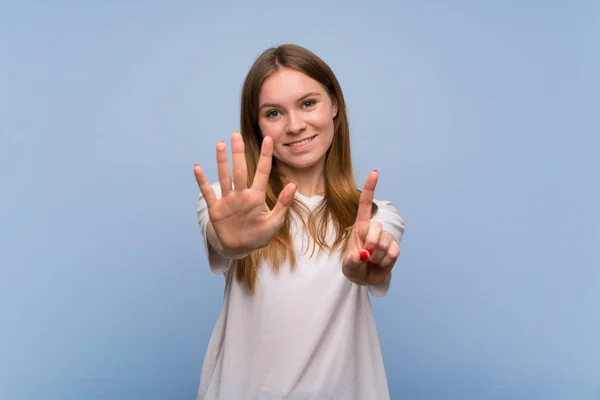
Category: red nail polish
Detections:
[
  {"x1": 365, "y1": 248, "x2": 372, "y2": 256},
  {"x1": 359, "y1": 250, "x2": 369, "y2": 262}
]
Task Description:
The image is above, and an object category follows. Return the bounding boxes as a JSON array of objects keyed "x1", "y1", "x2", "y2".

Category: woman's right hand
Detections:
[{"x1": 194, "y1": 131, "x2": 297, "y2": 257}]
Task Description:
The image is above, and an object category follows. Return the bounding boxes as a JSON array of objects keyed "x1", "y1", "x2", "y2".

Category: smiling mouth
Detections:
[{"x1": 285, "y1": 136, "x2": 316, "y2": 147}]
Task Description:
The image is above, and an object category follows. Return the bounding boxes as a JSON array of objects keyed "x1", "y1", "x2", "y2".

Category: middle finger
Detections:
[
  {"x1": 231, "y1": 131, "x2": 248, "y2": 191},
  {"x1": 216, "y1": 140, "x2": 232, "y2": 196},
  {"x1": 364, "y1": 220, "x2": 382, "y2": 261}
]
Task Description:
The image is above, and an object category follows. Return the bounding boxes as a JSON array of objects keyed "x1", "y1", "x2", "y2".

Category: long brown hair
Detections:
[{"x1": 236, "y1": 44, "x2": 376, "y2": 292}]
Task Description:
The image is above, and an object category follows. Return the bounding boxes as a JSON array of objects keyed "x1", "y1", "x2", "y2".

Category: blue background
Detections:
[{"x1": 1, "y1": 1, "x2": 598, "y2": 399}]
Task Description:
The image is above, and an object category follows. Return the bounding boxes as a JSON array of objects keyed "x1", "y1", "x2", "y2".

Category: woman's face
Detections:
[{"x1": 257, "y1": 67, "x2": 338, "y2": 173}]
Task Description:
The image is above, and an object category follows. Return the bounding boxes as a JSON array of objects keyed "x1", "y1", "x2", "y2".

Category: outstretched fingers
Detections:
[
  {"x1": 350, "y1": 170, "x2": 379, "y2": 262},
  {"x1": 194, "y1": 164, "x2": 217, "y2": 208},
  {"x1": 353, "y1": 170, "x2": 379, "y2": 243},
  {"x1": 270, "y1": 182, "x2": 297, "y2": 224},
  {"x1": 216, "y1": 141, "x2": 232, "y2": 196},
  {"x1": 356, "y1": 170, "x2": 379, "y2": 224},
  {"x1": 231, "y1": 131, "x2": 248, "y2": 191},
  {"x1": 252, "y1": 136, "x2": 274, "y2": 192}
]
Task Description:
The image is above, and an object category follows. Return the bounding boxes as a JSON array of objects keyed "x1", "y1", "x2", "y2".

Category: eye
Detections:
[
  {"x1": 301, "y1": 100, "x2": 316, "y2": 108},
  {"x1": 266, "y1": 110, "x2": 280, "y2": 118}
]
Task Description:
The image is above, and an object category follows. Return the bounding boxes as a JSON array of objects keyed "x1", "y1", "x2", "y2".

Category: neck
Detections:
[{"x1": 278, "y1": 159, "x2": 326, "y2": 198}]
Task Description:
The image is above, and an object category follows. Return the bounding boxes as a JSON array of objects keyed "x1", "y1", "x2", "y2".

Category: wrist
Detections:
[{"x1": 208, "y1": 239, "x2": 252, "y2": 260}]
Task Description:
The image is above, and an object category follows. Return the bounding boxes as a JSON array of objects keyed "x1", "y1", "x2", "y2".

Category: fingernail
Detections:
[
  {"x1": 194, "y1": 163, "x2": 199, "y2": 167},
  {"x1": 359, "y1": 250, "x2": 369, "y2": 262},
  {"x1": 365, "y1": 247, "x2": 372, "y2": 256}
]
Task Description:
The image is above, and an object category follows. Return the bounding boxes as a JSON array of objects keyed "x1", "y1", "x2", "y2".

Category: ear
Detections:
[{"x1": 332, "y1": 99, "x2": 338, "y2": 119}]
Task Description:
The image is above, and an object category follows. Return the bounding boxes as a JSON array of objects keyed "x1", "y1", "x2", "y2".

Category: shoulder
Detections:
[{"x1": 372, "y1": 198, "x2": 401, "y2": 215}]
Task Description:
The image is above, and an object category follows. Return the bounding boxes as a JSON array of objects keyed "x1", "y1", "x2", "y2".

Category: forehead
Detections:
[{"x1": 259, "y1": 68, "x2": 325, "y2": 102}]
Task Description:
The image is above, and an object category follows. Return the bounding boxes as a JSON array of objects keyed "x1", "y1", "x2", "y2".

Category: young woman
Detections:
[{"x1": 193, "y1": 44, "x2": 405, "y2": 400}]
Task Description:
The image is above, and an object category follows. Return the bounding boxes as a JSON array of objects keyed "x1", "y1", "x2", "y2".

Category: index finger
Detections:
[{"x1": 356, "y1": 170, "x2": 379, "y2": 223}]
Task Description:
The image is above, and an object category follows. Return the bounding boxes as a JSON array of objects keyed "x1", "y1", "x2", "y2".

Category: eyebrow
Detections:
[{"x1": 259, "y1": 92, "x2": 322, "y2": 111}]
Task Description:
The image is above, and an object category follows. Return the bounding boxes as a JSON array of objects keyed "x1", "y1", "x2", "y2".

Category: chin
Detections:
[{"x1": 280, "y1": 155, "x2": 325, "y2": 171}]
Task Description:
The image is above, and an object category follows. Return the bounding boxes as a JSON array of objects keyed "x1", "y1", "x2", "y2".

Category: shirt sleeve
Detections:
[
  {"x1": 196, "y1": 182, "x2": 234, "y2": 275},
  {"x1": 367, "y1": 199, "x2": 405, "y2": 297}
]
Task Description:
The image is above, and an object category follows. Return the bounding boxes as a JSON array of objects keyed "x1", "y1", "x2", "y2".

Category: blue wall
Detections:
[{"x1": 1, "y1": 1, "x2": 598, "y2": 398}]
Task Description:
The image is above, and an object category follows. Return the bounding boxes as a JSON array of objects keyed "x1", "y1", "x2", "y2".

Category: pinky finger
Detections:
[
  {"x1": 378, "y1": 240, "x2": 401, "y2": 269},
  {"x1": 194, "y1": 164, "x2": 218, "y2": 208}
]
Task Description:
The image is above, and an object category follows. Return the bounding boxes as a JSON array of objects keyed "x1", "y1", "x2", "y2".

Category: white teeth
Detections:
[{"x1": 287, "y1": 136, "x2": 314, "y2": 147}]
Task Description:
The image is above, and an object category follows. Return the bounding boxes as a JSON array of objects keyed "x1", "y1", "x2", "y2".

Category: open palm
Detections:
[{"x1": 194, "y1": 131, "x2": 297, "y2": 256}]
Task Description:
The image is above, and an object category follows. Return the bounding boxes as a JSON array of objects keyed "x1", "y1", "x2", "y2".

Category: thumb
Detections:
[
  {"x1": 270, "y1": 182, "x2": 297, "y2": 224},
  {"x1": 343, "y1": 247, "x2": 369, "y2": 278}
]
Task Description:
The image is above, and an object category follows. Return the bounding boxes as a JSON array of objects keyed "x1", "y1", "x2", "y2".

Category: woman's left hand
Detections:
[{"x1": 342, "y1": 170, "x2": 401, "y2": 286}]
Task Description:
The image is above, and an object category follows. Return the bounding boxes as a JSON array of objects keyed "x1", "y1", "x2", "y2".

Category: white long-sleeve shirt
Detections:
[{"x1": 196, "y1": 183, "x2": 405, "y2": 400}]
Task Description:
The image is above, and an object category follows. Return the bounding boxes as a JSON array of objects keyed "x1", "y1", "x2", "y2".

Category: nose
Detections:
[{"x1": 285, "y1": 110, "x2": 307, "y2": 135}]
